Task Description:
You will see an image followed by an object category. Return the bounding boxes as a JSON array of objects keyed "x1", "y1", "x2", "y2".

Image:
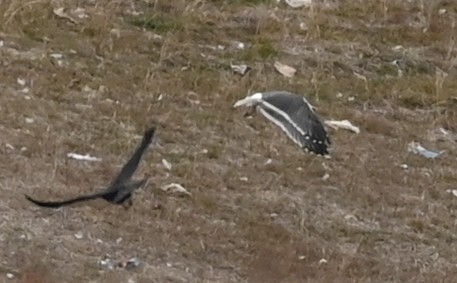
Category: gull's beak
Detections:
[
  {"x1": 233, "y1": 96, "x2": 254, "y2": 108},
  {"x1": 234, "y1": 98, "x2": 247, "y2": 108}
]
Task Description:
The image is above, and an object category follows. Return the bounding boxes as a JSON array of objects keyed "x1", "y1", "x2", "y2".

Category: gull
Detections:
[{"x1": 234, "y1": 91, "x2": 331, "y2": 155}]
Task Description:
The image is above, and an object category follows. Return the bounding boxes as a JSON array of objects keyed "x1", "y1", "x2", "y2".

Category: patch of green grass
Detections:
[
  {"x1": 371, "y1": 76, "x2": 436, "y2": 108},
  {"x1": 166, "y1": 152, "x2": 195, "y2": 164},
  {"x1": 193, "y1": 193, "x2": 219, "y2": 211},
  {"x1": 208, "y1": 0, "x2": 273, "y2": 5},
  {"x1": 206, "y1": 144, "x2": 223, "y2": 159},
  {"x1": 397, "y1": 94, "x2": 430, "y2": 108},
  {"x1": 375, "y1": 64, "x2": 399, "y2": 77},
  {"x1": 256, "y1": 40, "x2": 279, "y2": 59},
  {"x1": 7, "y1": 2, "x2": 55, "y2": 41},
  {"x1": 128, "y1": 15, "x2": 183, "y2": 34},
  {"x1": 237, "y1": 38, "x2": 279, "y2": 61}
]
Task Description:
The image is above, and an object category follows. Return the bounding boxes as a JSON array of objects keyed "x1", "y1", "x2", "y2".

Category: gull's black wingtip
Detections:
[
  {"x1": 319, "y1": 144, "x2": 330, "y2": 156},
  {"x1": 302, "y1": 142, "x2": 330, "y2": 156},
  {"x1": 311, "y1": 149, "x2": 329, "y2": 156}
]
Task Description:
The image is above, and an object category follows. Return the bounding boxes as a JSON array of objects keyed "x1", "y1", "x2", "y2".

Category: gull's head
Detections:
[{"x1": 233, "y1": 92, "x2": 263, "y2": 108}]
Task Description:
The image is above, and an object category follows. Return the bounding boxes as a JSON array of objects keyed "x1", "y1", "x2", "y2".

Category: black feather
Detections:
[{"x1": 25, "y1": 127, "x2": 155, "y2": 208}]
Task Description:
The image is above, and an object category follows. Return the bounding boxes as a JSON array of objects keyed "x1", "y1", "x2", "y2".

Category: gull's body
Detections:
[{"x1": 234, "y1": 91, "x2": 331, "y2": 155}]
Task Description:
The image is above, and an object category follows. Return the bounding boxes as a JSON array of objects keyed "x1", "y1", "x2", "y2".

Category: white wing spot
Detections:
[
  {"x1": 318, "y1": 141, "x2": 323, "y2": 144},
  {"x1": 305, "y1": 136, "x2": 310, "y2": 140},
  {"x1": 312, "y1": 139, "x2": 317, "y2": 143}
]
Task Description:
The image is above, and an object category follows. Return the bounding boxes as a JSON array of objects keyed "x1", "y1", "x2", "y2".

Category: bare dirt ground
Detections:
[{"x1": 0, "y1": 0, "x2": 457, "y2": 282}]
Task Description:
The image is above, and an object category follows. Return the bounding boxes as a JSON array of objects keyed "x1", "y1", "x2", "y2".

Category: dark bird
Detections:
[
  {"x1": 234, "y1": 91, "x2": 331, "y2": 155},
  {"x1": 25, "y1": 127, "x2": 156, "y2": 208}
]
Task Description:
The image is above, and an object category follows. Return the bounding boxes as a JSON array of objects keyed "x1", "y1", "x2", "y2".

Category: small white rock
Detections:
[
  {"x1": 231, "y1": 64, "x2": 250, "y2": 76},
  {"x1": 344, "y1": 214, "x2": 357, "y2": 221},
  {"x1": 74, "y1": 7, "x2": 89, "y2": 19},
  {"x1": 299, "y1": 22, "x2": 308, "y2": 30},
  {"x1": 451, "y1": 190, "x2": 457, "y2": 198},
  {"x1": 74, "y1": 232, "x2": 83, "y2": 239},
  {"x1": 322, "y1": 173, "x2": 330, "y2": 181},
  {"x1": 67, "y1": 152, "x2": 102, "y2": 162},
  {"x1": 49, "y1": 53, "x2": 63, "y2": 59},
  {"x1": 25, "y1": 117, "x2": 34, "y2": 124},
  {"x1": 17, "y1": 78, "x2": 26, "y2": 86},
  {"x1": 285, "y1": 0, "x2": 312, "y2": 8},
  {"x1": 125, "y1": 257, "x2": 141, "y2": 270},
  {"x1": 318, "y1": 258, "x2": 328, "y2": 264},
  {"x1": 100, "y1": 257, "x2": 115, "y2": 270},
  {"x1": 235, "y1": 41, "x2": 245, "y2": 49},
  {"x1": 161, "y1": 183, "x2": 191, "y2": 196},
  {"x1": 162, "y1": 159, "x2": 172, "y2": 170},
  {"x1": 274, "y1": 61, "x2": 297, "y2": 78},
  {"x1": 6, "y1": 273, "x2": 14, "y2": 279}
]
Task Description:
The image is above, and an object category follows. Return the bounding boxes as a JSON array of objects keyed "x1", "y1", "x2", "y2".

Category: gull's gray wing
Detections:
[{"x1": 257, "y1": 96, "x2": 330, "y2": 155}]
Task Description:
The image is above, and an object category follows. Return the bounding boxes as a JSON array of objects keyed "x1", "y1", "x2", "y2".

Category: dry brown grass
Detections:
[{"x1": 0, "y1": 0, "x2": 457, "y2": 282}]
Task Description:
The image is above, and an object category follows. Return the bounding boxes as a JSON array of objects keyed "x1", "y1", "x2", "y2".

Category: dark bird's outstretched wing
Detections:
[
  {"x1": 24, "y1": 180, "x2": 148, "y2": 208},
  {"x1": 24, "y1": 191, "x2": 107, "y2": 208},
  {"x1": 110, "y1": 127, "x2": 155, "y2": 187}
]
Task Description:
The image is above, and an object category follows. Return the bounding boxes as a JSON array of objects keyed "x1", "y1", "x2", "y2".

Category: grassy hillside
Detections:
[{"x1": 0, "y1": 0, "x2": 456, "y2": 282}]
